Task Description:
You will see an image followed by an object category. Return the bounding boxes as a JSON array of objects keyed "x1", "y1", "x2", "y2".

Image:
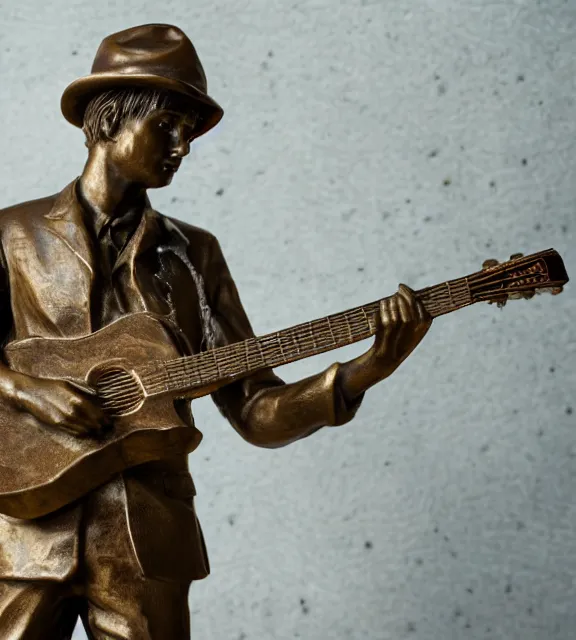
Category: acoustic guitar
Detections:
[{"x1": 0, "y1": 248, "x2": 568, "y2": 520}]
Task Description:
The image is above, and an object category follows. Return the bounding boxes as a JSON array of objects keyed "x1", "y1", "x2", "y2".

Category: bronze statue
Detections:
[{"x1": 0, "y1": 23, "x2": 567, "y2": 639}]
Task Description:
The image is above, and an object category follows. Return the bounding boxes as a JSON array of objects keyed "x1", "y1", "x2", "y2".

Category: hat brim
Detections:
[{"x1": 61, "y1": 72, "x2": 224, "y2": 138}]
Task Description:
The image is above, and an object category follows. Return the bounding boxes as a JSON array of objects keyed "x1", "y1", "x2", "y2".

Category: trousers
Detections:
[{"x1": 0, "y1": 476, "x2": 192, "y2": 639}]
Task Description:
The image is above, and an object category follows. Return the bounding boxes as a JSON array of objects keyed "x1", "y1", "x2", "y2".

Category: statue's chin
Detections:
[{"x1": 148, "y1": 173, "x2": 175, "y2": 190}]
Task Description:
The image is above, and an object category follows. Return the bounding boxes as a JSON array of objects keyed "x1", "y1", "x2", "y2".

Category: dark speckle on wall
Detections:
[
  {"x1": 406, "y1": 621, "x2": 417, "y2": 633},
  {"x1": 365, "y1": 540, "x2": 373, "y2": 550},
  {"x1": 299, "y1": 598, "x2": 310, "y2": 615},
  {"x1": 216, "y1": 188, "x2": 225, "y2": 196},
  {"x1": 517, "y1": 74, "x2": 525, "y2": 82},
  {"x1": 566, "y1": 406, "x2": 573, "y2": 415}
]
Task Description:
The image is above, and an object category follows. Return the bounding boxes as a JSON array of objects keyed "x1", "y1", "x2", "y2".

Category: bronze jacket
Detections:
[{"x1": 0, "y1": 180, "x2": 363, "y2": 583}]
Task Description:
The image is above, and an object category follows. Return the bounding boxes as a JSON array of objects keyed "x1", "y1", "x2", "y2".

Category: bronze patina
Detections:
[{"x1": 0, "y1": 23, "x2": 567, "y2": 639}]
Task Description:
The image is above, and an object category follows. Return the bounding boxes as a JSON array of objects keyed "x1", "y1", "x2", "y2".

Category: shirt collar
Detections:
[{"x1": 73, "y1": 178, "x2": 147, "y2": 240}]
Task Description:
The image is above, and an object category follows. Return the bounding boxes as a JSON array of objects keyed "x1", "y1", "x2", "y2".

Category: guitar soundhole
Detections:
[{"x1": 91, "y1": 366, "x2": 145, "y2": 417}]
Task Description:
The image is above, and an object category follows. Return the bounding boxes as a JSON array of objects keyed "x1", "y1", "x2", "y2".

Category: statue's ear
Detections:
[{"x1": 98, "y1": 116, "x2": 120, "y2": 143}]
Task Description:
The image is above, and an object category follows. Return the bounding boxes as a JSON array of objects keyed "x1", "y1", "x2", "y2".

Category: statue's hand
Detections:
[
  {"x1": 11, "y1": 374, "x2": 112, "y2": 438},
  {"x1": 370, "y1": 284, "x2": 432, "y2": 375},
  {"x1": 336, "y1": 285, "x2": 433, "y2": 406}
]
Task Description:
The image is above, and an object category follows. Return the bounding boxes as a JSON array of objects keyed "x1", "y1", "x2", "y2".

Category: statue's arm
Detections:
[{"x1": 203, "y1": 235, "x2": 364, "y2": 449}]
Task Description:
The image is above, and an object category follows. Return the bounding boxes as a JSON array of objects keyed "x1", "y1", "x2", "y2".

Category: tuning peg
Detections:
[
  {"x1": 509, "y1": 252, "x2": 524, "y2": 261},
  {"x1": 482, "y1": 258, "x2": 500, "y2": 270},
  {"x1": 537, "y1": 286, "x2": 564, "y2": 296}
]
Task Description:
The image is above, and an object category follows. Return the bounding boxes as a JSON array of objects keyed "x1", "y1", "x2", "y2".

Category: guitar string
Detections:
[
  {"x1": 124, "y1": 278, "x2": 472, "y2": 399},
  {"x1": 100, "y1": 266, "x2": 545, "y2": 407}
]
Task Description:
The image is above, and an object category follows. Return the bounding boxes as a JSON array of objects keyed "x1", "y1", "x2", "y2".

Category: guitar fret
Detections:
[
  {"x1": 256, "y1": 340, "x2": 267, "y2": 367},
  {"x1": 308, "y1": 323, "x2": 318, "y2": 350},
  {"x1": 446, "y1": 281, "x2": 455, "y2": 309},
  {"x1": 211, "y1": 349, "x2": 221, "y2": 377},
  {"x1": 344, "y1": 314, "x2": 354, "y2": 343},
  {"x1": 244, "y1": 339, "x2": 251, "y2": 371},
  {"x1": 275, "y1": 334, "x2": 286, "y2": 361},
  {"x1": 291, "y1": 330, "x2": 301, "y2": 356},
  {"x1": 361, "y1": 306, "x2": 372, "y2": 333}
]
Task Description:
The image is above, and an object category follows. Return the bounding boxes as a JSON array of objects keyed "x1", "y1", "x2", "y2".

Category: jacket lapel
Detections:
[
  {"x1": 112, "y1": 203, "x2": 173, "y2": 316},
  {"x1": 44, "y1": 179, "x2": 95, "y2": 279},
  {"x1": 26, "y1": 179, "x2": 96, "y2": 336}
]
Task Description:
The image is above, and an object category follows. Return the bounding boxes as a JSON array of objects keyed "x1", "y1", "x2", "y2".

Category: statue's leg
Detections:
[
  {"x1": 0, "y1": 578, "x2": 79, "y2": 639},
  {"x1": 79, "y1": 476, "x2": 192, "y2": 640},
  {"x1": 81, "y1": 576, "x2": 191, "y2": 640}
]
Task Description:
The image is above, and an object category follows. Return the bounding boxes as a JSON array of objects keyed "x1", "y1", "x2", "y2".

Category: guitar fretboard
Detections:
[{"x1": 138, "y1": 276, "x2": 473, "y2": 398}]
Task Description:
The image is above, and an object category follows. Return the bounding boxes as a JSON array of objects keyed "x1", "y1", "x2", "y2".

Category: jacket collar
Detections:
[{"x1": 44, "y1": 178, "x2": 165, "y2": 276}]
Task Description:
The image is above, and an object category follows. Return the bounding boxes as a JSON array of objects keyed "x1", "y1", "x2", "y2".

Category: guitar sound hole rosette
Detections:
[{"x1": 89, "y1": 365, "x2": 145, "y2": 417}]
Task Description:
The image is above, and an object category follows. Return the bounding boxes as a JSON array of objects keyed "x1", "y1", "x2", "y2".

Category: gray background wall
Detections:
[{"x1": 1, "y1": 0, "x2": 575, "y2": 638}]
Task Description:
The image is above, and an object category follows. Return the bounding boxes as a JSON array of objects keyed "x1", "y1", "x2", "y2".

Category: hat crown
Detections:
[
  {"x1": 61, "y1": 23, "x2": 223, "y2": 136},
  {"x1": 90, "y1": 24, "x2": 207, "y2": 91}
]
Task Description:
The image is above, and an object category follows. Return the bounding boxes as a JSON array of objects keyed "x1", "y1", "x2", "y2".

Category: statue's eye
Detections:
[{"x1": 159, "y1": 120, "x2": 172, "y2": 132}]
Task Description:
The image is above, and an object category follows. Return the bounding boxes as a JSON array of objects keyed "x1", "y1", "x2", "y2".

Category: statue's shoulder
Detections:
[
  {"x1": 0, "y1": 193, "x2": 59, "y2": 233},
  {"x1": 160, "y1": 214, "x2": 219, "y2": 251}
]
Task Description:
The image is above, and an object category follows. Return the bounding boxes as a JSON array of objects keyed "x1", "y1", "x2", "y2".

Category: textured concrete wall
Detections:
[{"x1": 1, "y1": 1, "x2": 575, "y2": 638}]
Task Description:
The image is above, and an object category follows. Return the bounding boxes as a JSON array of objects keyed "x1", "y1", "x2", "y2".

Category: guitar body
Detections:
[{"x1": 0, "y1": 313, "x2": 202, "y2": 520}]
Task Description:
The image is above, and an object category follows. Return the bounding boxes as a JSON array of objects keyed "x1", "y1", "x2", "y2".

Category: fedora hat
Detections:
[{"x1": 61, "y1": 24, "x2": 224, "y2": 138}]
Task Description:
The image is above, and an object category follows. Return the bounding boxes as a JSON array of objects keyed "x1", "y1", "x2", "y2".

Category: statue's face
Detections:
[{"x1": 108, "y1": 109, "x2": 198, "y2": 189}]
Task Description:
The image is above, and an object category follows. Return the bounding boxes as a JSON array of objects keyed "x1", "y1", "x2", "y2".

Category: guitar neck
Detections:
[{"x1": 138, "y1": 275, "x2": 472, "y2": 398}]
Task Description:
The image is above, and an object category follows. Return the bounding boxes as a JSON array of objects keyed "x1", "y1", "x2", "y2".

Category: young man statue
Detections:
[{"x1": 0, "y1": 24, "x2": 432, "y2": 639}]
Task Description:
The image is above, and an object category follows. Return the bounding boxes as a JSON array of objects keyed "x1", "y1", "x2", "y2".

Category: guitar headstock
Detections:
[{"x1": 472, "y1": 249, "x2": 569, "y2": 308}]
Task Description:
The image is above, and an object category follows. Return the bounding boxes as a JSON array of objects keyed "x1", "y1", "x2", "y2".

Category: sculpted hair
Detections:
[{"x1": 82, "y1": 88, "x2": 201, "y2": 147}]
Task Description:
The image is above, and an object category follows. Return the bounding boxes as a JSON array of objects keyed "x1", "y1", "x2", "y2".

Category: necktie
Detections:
[{"x1": 96, "y1": 210, "x2": 143, "y2": 327}]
